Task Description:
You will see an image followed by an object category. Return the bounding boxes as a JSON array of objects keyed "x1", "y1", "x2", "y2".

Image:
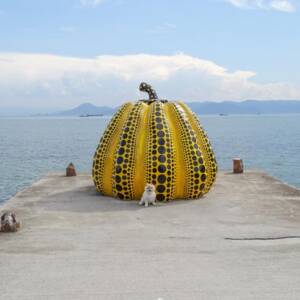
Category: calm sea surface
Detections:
[{"x1": 1, "y1": 114, "x2": 300, "y2": 203}]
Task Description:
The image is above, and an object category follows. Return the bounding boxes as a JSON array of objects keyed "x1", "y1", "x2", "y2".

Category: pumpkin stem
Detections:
[{"x1": 139, "y1": 82, "x2": 158, "y2": 100}]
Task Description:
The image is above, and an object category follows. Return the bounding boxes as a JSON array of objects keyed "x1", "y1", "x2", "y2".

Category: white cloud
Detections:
[
  {"x1": 0, "y1": 52, "x2": 299, "y2": 108},
  {"x1": 270, "y1": 0, "x2": 295, "y2": 12},
  {"x1": 225, "y1": 0, "x2": 295, "y2": 12}
]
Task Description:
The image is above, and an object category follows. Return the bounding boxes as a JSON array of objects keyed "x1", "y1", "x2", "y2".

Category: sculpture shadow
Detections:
[
  {"x1": 41, "y1": 185, "x2": 143, "y2": 213},
  {"x1": 41, "y1": 184, "x2": 201, "y2": 213}
]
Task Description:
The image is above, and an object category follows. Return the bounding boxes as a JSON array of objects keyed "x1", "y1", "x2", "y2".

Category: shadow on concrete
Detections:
[{"x1": 41, "y1": 184, "x2": 207, "y2": 213}]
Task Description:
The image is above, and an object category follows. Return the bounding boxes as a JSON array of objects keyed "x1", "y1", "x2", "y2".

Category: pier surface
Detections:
[{"x1": 1, "y1": 171, "x2": 300, "y2": 300}]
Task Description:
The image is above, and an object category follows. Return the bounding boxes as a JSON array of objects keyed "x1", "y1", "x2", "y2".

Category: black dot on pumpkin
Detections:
[
  {"x1": 158, "y1": 146, "x2": 165, "y2": 154},
  {"x1": 121, "y1": 140, "x2": 126, "y2": 146},
  {"x1": 117, "y1": 157, "x2": 123, "y2": 164},
  {"x1": 117, "y1": 193, "x2": 124, "y2": 199},
  {"x1": 194, "y1": 173, "x2": 200, "y2": 178},
  {"x1": 158, "y1": 165, "x2": 166, "y2": 173},
  {"x1": 156, "y1": 117, "x2": 162, "y2": 123},
  {"x1": 116, "y1": 166, "x2": 122, "y2": 173},
  {"x1": 156, "y1": 124, "x2": 163, "y2": 130},
  {"x1": 115, "y1": 175, "x2": 121, "y2": 183},
  {"x1": 152, "y1": 174, "x2": 156, "y2": 179},
  {"x1": 152, "y1": 168, "x2": 157, "y2": 172},
  {"x1": 123, "y1": 134, "x2": 128, "y2": 139},
  {"x1": 199, "y1": 158, "x2": 204, "y2": 164},
  {"x1": 156, "y1": 194, "x2": 165, "y2": 201},
  {"x1": 194, "y1": 167, "x2": 199, "y2": 172},
  {"x1": 157, "y1": 131, "x2": 165, "y2": 137},
  {"x1": 158, "y1": 174, "x2": 166, "y2": 183},
  {"x1": 195, "y1": 179, "x2": 199, "y2": 184},
  {"x1": 158, "y1": 138, "x2": 165, "y2": 145},
  {"x1": 158, "y1": 155, "x2": 166, "y2": 163},
  {"x1": 118, "y1": 148, "x2": 125, "y2": 155},
  {"x1": 201, "y1": 174, "x2": 207, "y2": 182},
  {"x1": 200, "y1": 184, "x2": 205, "y2": 190},
  {"x1": 200, "y1": 165, "x2": 206, "y2": 172},
  {"x1": 116, "y1": 184, "x2": 122, "y2": 191},
  {"x1": 157, "y1": 185, "x2": 166, "y2": 193}
]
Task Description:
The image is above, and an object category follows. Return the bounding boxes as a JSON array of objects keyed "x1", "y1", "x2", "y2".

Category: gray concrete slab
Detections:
[{"x1": 1, "y1": 171, "x2": 300, "y2": 300}]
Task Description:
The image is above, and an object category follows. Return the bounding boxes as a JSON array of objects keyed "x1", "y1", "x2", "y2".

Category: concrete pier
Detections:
[{"x1": 1, "y1": 171, "x2": 300, "y2": 300}]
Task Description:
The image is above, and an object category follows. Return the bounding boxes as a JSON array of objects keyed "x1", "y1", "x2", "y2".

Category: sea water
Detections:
[{"x1": 0, "y1": 114, "x2": 300, "y2": 203}]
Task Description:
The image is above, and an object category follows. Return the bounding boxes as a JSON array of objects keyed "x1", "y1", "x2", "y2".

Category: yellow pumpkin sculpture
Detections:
[{"x1": 92, "y1": 82, "x2": 217, "y2": 201}]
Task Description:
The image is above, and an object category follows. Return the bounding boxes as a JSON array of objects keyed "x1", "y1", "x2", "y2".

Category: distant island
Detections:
[
  {"x1": 56, "y1": 100, "x2": 300, "y2": 116},
  {"x1": 80, "y1": 114, "x2": 104, "y2": 118},
  {"x1": 54, "y1": 103, "x2": 114, "y2": 117},
  {"x1": 2, "y1": 100, "x2": 300, "y2": 117},
  {"x1": 187, "y1": 100, "x2": 300, "y2": 115}
]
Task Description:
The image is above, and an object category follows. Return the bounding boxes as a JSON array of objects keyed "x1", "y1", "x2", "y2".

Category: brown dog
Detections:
[{"x1": 0, "y1": 211, "x2": 20, "y2": 233}]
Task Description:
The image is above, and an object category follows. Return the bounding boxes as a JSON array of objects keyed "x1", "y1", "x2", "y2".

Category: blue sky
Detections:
[{"x1": 0, "y1": 0, "x2": 299, "y2": 109}]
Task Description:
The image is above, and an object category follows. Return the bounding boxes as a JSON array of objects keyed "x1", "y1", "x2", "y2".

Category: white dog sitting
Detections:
[{"x1": 139, "y1": 184, "x2": 156, "y2": 207}]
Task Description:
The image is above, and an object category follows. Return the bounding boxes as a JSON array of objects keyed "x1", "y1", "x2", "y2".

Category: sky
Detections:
[{"x1": 0, "y1": 0, "x2": 299, "y2": 110}]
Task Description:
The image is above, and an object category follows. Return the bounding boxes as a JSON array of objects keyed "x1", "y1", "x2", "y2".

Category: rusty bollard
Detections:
[
  {"x1": 66, "y1": 163, "x2": 77, "y2": 177},
  {"x1": 0, "y1": 211, "x2": 21, "y2": 233},
  {"x1": 233, "y1": 158, "x2": 244, "y2": 174}
]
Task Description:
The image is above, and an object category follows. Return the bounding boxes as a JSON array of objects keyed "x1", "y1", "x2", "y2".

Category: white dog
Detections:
[{"x1": 139, "y1": 184, "x2": 156, "y2": 207}]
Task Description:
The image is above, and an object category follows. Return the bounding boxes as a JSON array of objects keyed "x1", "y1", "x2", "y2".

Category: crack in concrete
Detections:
[{"x1": 225, "y1": 236, "x2": 300, "y2": 241}]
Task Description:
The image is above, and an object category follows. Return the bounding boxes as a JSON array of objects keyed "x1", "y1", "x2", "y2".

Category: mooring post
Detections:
[
  {"x1": 66, "y1": 162, "x2": 77, "y2": 177},
  {"x1": 233, "y1": 158, "x2": 243, "y2": 174}
]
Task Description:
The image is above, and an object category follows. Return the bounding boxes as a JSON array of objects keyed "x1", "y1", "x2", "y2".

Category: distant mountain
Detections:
[
  {"x1": 54, "y1": 103, "x2": 116, "y2": 116},
  {"x1": 55, "y1": 100, "x2": 300, "y2": 116},
  {"x1": 2, "y1": 100, "x2": 300, "y2": 117},
  {"x1": 187, "y1": 100, "x2": 300, "y2": 115}
]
